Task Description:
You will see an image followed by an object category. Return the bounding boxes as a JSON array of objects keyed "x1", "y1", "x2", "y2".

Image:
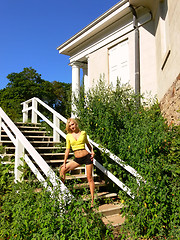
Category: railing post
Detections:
[
  {"x1": 32, "y1": 98, "x2": 38, "y2": 124},
  {"x1": 22, "y1": 102, "x2": 28, "y2": 123},
  {"x1": 53, "y1": 114, "x2": 60, "y2": 142},
  {"x1": 15, "y1": 139, "x2": 24, "y2": 182}
]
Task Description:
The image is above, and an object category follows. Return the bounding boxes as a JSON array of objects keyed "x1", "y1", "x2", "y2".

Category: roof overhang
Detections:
[
  {"x1": 129, "y1": 0, "x2": 160, "y2": 17},
  {"x1": 57, "y1": 0, "x2": 155, "y2": 56},
  {"x1": 57, "y1": 0, "x2": 130, "y2": 55}
]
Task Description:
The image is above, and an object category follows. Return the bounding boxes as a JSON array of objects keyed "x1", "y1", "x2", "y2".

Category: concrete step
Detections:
[
  {"x1": 83, "y1": 192, "x2": 118, "y2": 202},
  {"x1": 95, "y1": 192, "x2": 118, "y2": 200},
  {"x1": 98, "y1": 203, "x2": 123, "y2": 217},
  {"x1": 102, "y1": 213, "x2": 125, "y2": 227}
]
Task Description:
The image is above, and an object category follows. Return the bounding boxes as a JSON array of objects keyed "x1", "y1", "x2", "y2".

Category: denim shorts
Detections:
[{"x1": 74, "y1": 153, "x2": 92, "y2": 165}]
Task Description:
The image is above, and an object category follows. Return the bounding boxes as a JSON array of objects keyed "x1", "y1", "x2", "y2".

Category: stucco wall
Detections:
[
  {"x1": 140, "y1": 20, "x2": 157, "y2": 97},
  {"x1": 88, "y1": 46, "x2": 109, "y2": 87},
  {"x1": 88, "y1": 20, "x2": 157, "y2": 99},
  {"x1": 156, "y1": 0, "x2": 180, "y2": 100}
]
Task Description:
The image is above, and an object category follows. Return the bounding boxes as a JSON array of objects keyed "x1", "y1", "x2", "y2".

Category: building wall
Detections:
[
  {"x1": 87, "y1": 20, "x2": 157, "y2": 98},
  {"x1": 140, "y1": 20, "x2": 157, "y2": 97},
  {"x1": 88, "y1": 46, "x2": 109, "y2": 87},
  {"x1": 160, "y1": 74, "x2": 180, "y2": 126},
  {"x1": 156, "y1": 0, "x2": 180, "y2": 100}
]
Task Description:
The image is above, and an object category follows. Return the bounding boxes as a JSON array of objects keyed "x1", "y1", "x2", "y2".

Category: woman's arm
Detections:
[
  {"x1": 87, "y1": 142, "x2": 95, "y2": 159},
  {"x1": 63, "y1": 148, "x2": 70, "y2": 168}
]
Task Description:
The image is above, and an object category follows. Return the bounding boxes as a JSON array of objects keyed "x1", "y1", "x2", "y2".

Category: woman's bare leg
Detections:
[
  {"x1": 60, "y1": 161, "x2": 80, "y2": 183},
  {"x1": 86, "y1": 164, "x2": 95, "y2": 207}
]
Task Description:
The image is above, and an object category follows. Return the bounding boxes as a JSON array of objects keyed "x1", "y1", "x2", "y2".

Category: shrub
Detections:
[
  {"x1": 0, "y1": 179, "x2": 114, "y2": 240},
  {"x1": 74, "y1": 80, "x2": 180, "y2": 239}
]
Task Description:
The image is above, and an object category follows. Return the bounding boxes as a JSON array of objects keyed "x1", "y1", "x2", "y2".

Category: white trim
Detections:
[
  {"x1": 57, "y1": 1, "x2": 129, "y2": 53},
  {"x1": 70, "y1": 21, "x2": 134, "y2": 63},
  {"x1": 69, "y1": 12, "x2": 151, "y2": 63}
]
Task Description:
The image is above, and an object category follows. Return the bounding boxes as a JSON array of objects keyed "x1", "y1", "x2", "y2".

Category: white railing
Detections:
[
  {"x1": 21, "y1": 97, "x2": 145, "y2": 198},
  {"x1": 0, "y1": 107, "x2": 72, "y2": 202}
]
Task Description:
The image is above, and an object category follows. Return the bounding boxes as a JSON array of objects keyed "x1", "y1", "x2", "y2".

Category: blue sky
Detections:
[{"x1": 0, "y1": 0, "x2": 119, "y2": 90}]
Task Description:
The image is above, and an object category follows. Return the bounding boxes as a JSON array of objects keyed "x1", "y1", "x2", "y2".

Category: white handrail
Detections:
[
  {"x1": 0, "y1": 107, "x2": 72, "y2": 202},
  {"x1": 21, "y1": 97, "x2": 145, "y2": 198}
]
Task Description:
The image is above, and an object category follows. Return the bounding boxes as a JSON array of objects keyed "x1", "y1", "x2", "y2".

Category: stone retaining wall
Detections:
[{"x1": 160, "y1": 74, "x2": 180, "y2": 126}]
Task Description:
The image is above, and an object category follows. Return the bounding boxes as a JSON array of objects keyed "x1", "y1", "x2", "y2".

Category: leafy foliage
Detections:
[
  {"x1": 0, "y1": 161, "x2": 14, "y2": 207},
  {"x1": 0, "y1": 67, "x2": 71, "y2": 120},
  {"x1": 74, "y1": 80, "x2": 180, "y2": 239},
  {"x1": 0, "y1": 153, "x2": 113, "y2": 239},
  {"x1": 0, "y1": 179, "x2": 113, "y2": 240}
]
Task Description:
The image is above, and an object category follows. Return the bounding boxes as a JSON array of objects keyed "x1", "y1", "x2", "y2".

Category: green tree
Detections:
[{"x1": 0, "y1": 67, "x2": 71, "y2": 120}]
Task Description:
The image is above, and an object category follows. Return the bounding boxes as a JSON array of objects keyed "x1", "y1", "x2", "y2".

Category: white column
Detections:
[
  {"x1": 83, "y1": 63, "x2": 88, "y2": 93},
  {"x1": 71, "y1": 62, "x2": 80, "y2": 117}
]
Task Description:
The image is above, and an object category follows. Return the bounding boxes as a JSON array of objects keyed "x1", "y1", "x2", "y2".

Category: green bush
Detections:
[
  {"x1": 0, "y1": 178, "x2": 113, "y2": 240},
  {"x1": 0, "y1": 161, "x2": 14, "y2": 203},
  {"x1": 74, "y1": 80, "x2": 180, "y2": 239}
]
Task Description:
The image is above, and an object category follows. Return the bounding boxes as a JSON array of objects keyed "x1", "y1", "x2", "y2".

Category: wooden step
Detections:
[
  {"x1": 39, "y1": 153, "x2": 73, "y2": 157},
  {"x1": 17, "y1": 126, "x2": 46, "y2": 130},
  {"x1": 72, "y1": 181, "x2": 106, "y2": 190},
  {"x1": 25, "y1": 136, "x2": 54, "y2": 140},
  {"x1": 21, "y1": 130, "x2": 50, "y2": 135},
  {"x1": 30, "y1": 141, "x2": 64, "y2": 145},
  {"x1": 15, "y1": 122, "x2": 41, "y2": 126},
  {"x1": 1, "y1": 135, "x2": 54, "y2": 140},
  {"x1": 35, "y1": 146, "x2": 62, "y2": 150},
  {"x1": 66, "y1": 173, "x2": 98, "y2": 180},
  {"x1": 0, "y1": 140, "x2": 13, "y2": 145}
]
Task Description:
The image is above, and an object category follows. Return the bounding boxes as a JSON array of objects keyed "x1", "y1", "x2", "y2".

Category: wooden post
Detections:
[
  {"x1": 32, "y1": 98, "x2": 38, "y2": 124},
  {"x1": 15, "y1": 139, "x2": 24, "y2": 182},
  {"x1": 53, "y1": 114, "x2": 60, "y2": 142},
  {"x1": 22, "y1": 102, "x2": 28, "y2": 123}
]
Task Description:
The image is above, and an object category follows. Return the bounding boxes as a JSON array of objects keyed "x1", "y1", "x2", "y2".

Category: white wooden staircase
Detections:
[
  {"x1": 0, "y1": 97, "x2": 144, "y2": 227},
  {"x1": 0, "y1": 121, "x2": 124, "y2": 226}
]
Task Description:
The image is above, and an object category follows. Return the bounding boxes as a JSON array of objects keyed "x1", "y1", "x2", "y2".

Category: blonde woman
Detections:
[{"x1": 59, "y1": 118, "x2": 95, "y2": 207}]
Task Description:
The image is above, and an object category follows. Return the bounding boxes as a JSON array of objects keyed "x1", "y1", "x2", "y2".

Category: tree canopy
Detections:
[{"x1": 0, "y1": 67, "x2": 71, "y2": 120}]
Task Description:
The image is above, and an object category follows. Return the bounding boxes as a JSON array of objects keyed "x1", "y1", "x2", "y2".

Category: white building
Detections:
[{"x1": 57, "y1": 0, "x2": 180, "y2": 107}]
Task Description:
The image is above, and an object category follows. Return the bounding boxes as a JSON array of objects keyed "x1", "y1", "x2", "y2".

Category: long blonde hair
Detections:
[{"x1": 65, "y1": 118, "x2": 80, "y2": 133}]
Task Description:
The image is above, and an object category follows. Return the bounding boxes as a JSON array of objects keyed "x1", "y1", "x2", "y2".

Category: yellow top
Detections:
[{"x1": 66, "y1": 131, "x2": 89, "y2": 151}]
